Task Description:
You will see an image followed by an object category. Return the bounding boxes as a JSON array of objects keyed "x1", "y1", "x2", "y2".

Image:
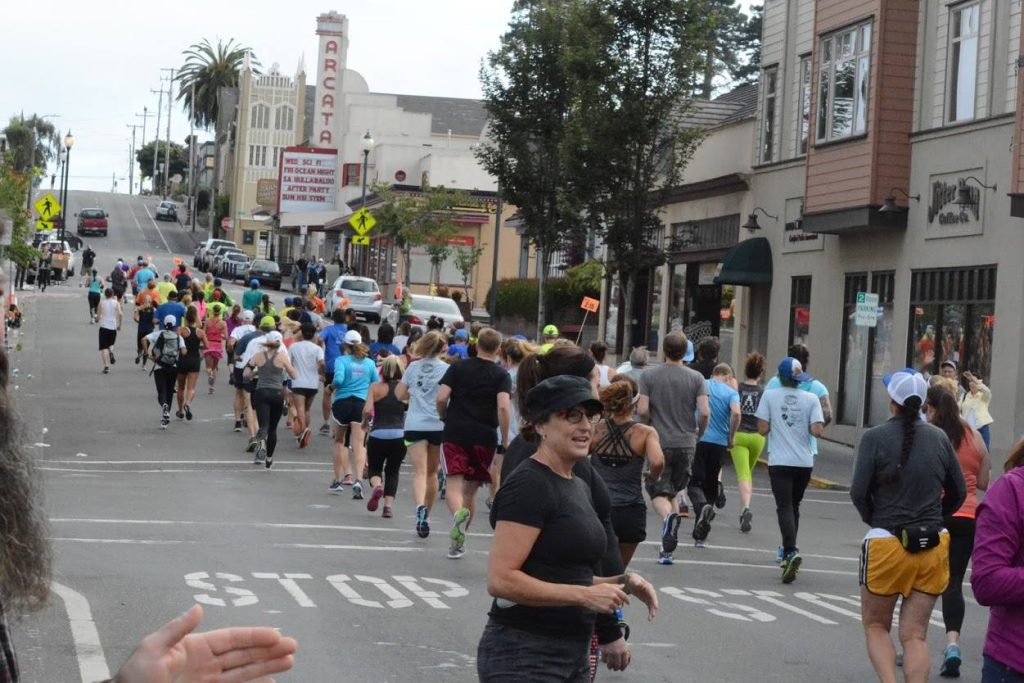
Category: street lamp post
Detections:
[
  {"x1": 359, "y1": 130, "x2": 374, "y2": 277},
  {"x1": 59, "y1": 131, "x2": 75, "y2": 243}
]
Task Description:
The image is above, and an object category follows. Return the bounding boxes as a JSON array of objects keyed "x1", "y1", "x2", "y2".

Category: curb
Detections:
[{"x1": 755, "y1": 456, "x2": 850, "y2": 492}]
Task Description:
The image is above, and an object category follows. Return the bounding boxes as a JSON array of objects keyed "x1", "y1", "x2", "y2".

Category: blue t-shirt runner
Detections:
[{"x1": 700, "y1": 378, "x2": 740, "y2": 447}]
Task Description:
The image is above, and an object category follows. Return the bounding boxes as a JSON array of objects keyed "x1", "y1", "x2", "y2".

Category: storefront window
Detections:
[
  {"x1": 839, "y1": 274, "x2": 868, "y2": 426},
  {"x1": 788, "y1": 276, "x2": 812, "y2": 347},
  {"x1": 720, "y1": 284, "x2": 735, "y2": 366},
  {"x1": 867, "y1": 273, "x2": 896, "y2": 426},
  {"x1": 909, "y1": 266, "x2": 996, "y2": 381}
]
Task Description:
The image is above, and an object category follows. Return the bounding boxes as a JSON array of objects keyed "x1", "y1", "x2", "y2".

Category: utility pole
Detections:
[
  {"x1": 162, "y1": 68, "x2": 175, "y2": 199},
  {"x1": 126, "y1": 123, "x2": 141, "y2": 195},
  {"x1": 189, "y1": 80, "x2": 197, "y2": 232},
  {"x1": 151, "y1": 87, "x2": 164, "y2": 195},
  {"x1": 136, "y1": 107, "x2": 154, "y2": 192}
]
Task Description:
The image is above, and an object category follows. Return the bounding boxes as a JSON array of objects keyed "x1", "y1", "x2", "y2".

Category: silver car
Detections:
[
  {"x1": 155, "y1": 200, "x2": 177, "y2": 221},
  {"x1": 405, "y1": 294, "x2": 464, "y2": 330},
  {"x1": 325, "y1": 276, "x2": 383, "y2": 322}
]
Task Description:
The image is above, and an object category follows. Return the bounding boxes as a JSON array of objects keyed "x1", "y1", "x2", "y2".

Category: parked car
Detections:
[
  {"x1": 155, "y1": 200, "x2": 177, "y2": 222},
  {"x1": 28, "y1": 239, "x2": 76, "y2": 282},
  {"x1": 203, "y1": 245, "x2": 243, "y2": 272},
  {"x1": 404, "y1": 294, "x2": 465, "y2": 331},
  {"x1": 76, "y1": 208, "x2": 108, "y2": 236},
  {"x1": 217, "y1": 252, "x2": 250, "y2": 280},
  {"x1": 325, "y1": 276, "x2": 383, "y2": 322},
  {"x1": 194, "y1": 238, "x2": 237, "y2": 269},
  {"x1": 245, "y1": 259, "x2": 282, "y2": 290}
]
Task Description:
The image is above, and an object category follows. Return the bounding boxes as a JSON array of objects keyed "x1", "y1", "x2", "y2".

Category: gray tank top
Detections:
[
  {"x1": 255, "y1": 351, "x2": 287, "y2": 390},
  {"x1": 371, "y1": 381, "x2": 406, "y2": 432},
  {"x1": 590, "y1": 419, "x2": 645, "y2": 506}
]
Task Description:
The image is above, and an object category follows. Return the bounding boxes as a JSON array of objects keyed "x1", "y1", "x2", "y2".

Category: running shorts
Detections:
[
  {"x1": 324, "y1": 371, "x2": 334, "y2": 386},
  {"x1": 332, "y1": 396, "x2": 365, "y2": 425},
  {"x1": 645, "y1": 446, "x2": 693, "y2": 499},
  {"x1": 98, "y1": 327, "x2": 117, "y2": 350},
  {"x1": 441, "y1": 441, "x2": 494, "y2": 483},
  {"x1": 610, "y1": 503, "x2": 647, "y2": 544},
  {"x1": 859, "y1": 529, "x2": 950, "y2": 598},
  {"x1": 404, "y1": 430, "x2": 443, "y2": 446},
  {"x1": 291, "y1": 387, "x2": 318, "y2": 399}
]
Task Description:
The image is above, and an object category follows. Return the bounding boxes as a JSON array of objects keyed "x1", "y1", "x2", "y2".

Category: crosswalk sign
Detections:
[
  {"x1": 349, "y1": 208, "x2": 376, "y2": 236},
  {"x1": 34, "y1": 193, "x2": 61, "y2": 220},
  {"x1": 351, "y1": 235, "x2": 371, "y2": 246},
  {"x1": 35, "y1": 219, "x2": 54, "y2": 232}
]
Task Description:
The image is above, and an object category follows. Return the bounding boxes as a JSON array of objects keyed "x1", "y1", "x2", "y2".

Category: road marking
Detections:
[
  {"x1": 41, "y1": 467, "x2": 333, "y2": 474},
  {"x1": 186, "y1": 572, "x2": 259, "y2": 607},
  {"x1": 750, "y1": 590, "x2": 839, "y2": 624},
  {"x1": 252, "y1": 573, "x2": 317, "y2": 607},
  {"x1": 51, "y1": 581, "x2": 111, "y2": 683},
  {"x1": 141, "y1": 203, "x2": 173, "y2": 253},
  {"x1": 641, "y1": 541, "x2": 859, "y2": 564},
  {"x1": 273, "y1": 543, "x2": 423, "y2": 552},
  {"x1": 51, "y1": 537, "x2": 191, "y2": 545}
]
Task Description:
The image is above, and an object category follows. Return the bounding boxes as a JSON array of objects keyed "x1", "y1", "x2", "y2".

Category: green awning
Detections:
[{"x1": 713, "y1": 236, "x2": 773, "y2": 286}]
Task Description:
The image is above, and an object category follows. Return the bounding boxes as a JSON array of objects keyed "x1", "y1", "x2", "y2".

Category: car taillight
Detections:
[
  {"x1": 409, "y1": 315, "x2": 422, "y2": 324},
  {"x1": 374, "y1": 293, "x2": 382, "y2": 301}
]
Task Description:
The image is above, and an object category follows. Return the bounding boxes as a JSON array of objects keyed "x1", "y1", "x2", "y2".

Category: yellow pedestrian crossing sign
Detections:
[
  {"x1": 36, "y1": 219, "x2": 54, "y2": 232},
  {"x1": 34, "y1": 193, "x2": 61, "y2": 221},
  {"x1": 349, "y1": 208, "x2": 376, "y2": 235},
  {"x1": 351, "y1": 235, "x2": 371, "y2": 246}
]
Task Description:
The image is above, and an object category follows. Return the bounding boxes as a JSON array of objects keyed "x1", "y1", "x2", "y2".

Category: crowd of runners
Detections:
[{"x1": 74, "y1": 254, "x2": 1024, "y2": 683}]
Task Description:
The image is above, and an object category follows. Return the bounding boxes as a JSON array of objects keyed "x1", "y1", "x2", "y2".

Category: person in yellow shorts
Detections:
[
  {"x1": 730, "y1": 352, "x2": 766, "y2": 533},
  {"x1": 851, "y1": 369, "x2": 967, "y2": 683}
]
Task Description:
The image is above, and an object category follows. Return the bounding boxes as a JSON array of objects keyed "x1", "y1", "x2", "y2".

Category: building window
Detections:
[
  {"x1": 519, "y1": 239, "x2": 530, "y2": 279},
  {"x1": 799, "y1": 56, "x2": 812, "y2": 155},
  {"x1": 948, "y1": 2, "x2": 979, "y2": 123},
  {"x1": 342, "y1": 163, "x2": 361, "y2": 187},
  {"x1": 242, "y1": 230, "x2": 255, "y2": 245},
  {"x1": 260, "y1": 146, "x2": 267, "y2": 167},
  {"x1": 788, "y1": 276, "x2": 812, "y2": 347},
  {"x1": 838, "y1": 272, "x2": 895, "y2": 427},
  {"x1": 910, "y1": 266, "x2": 996, "y2": 382},
  {"x1": 816, "y1": 21, "x2": 871, "y2": 143},
  {"x1": 248, "y1": 145, "x2": 256, "y2": 166},
  {"x1": 274, "y1": 105, "x2": 295, "y2": 131},
  {"x1": 251, "y1": 104, "x2": 270, "y2": 129},
  {"x1": 272, "y1": 147, "x2": 279, "y2": 168},
  {"x1": 760, "y1": 66, "x2": 778, "y2": 163}
]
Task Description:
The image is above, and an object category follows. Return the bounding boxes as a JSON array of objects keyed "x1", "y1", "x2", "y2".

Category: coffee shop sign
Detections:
[{"x1": 928, "y1": 178, "x2": 980, "y2": 225}]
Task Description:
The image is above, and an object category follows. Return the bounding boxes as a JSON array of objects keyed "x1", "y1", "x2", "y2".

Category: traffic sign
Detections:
[
  {"x1": 34, "y1": 193, "x2": 61, "y2": 221},
  {"x1": 351, "y1": 235, "x2": 371, "y2": 246},
  {"x1": 349, "y1": 208, "x2": 376, "y2": 235},
  {"x1": 35, "y1": 219, "x2": 54, "y2": 232},
  {"x1": 854, "y1": 292, "x2": 879, "y2": 327}
]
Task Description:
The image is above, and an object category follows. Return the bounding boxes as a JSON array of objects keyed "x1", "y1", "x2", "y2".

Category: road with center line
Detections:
[{"x1": 8, "y1": 191, "x2": 989, "y2": 682}]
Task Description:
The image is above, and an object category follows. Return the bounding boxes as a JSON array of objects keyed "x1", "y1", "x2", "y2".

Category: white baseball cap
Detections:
[
  {"x1": 883, "y1": 369, "x2": 928, "y2": 407},
  {"x1": 241, "y1": 310, "x2": 255, "y2": 322},
  {"x1": 343, "y1": 330, "x2": 363, "y2": 345},
  {"x1": 163, "y1": 314, "x2": 177, "y2": 326},
  {"x1": 264, "y1": 330, "x2": 284, "y2": 345}
]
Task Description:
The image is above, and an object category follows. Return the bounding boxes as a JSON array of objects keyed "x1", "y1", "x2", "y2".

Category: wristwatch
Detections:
[{"x1": 496, "y1": 445, "x2": 506, "y2": 455}]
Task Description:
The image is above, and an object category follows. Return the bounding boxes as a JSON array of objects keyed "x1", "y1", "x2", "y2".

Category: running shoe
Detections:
[
  {"x1": 176, "y1": 410, "x2": 185, "y2": 420},
  {"x1": 341, "y1": 473, "x2": 355, "y2": 486},
  {"x1": 135, "y1": 352, "x2": 141, "y2": 365},
  {"x1": 382, "y1": 505, "x2": 393, "y2": 519},
  {"x1": 939, "y1": 643, "x2": 962, "y2": 678},
  {"x1": 245, "y1": 437, "x2": 258, "y2": 453},
  {"x1": 264, "y1": 455, "x2": 273, "y2": 470},
  {"x1": 692, "y1": 504, "x2": 715, "y2": 542},
  {"x1": 694, "y1": 539, "x2": 707, "y2": 549},
  {"x1": 109, "y1": 352, "x2": 116, "y2": 365},
  {"x1": 740, "y1": 507, "x2": 753, "y2": 533},
  {"x1": 300, "y1": 427, "x2": 312, "y2": 449},
  {"x1": 678, "y1": 503, "x2": 690, "y2": 518},
  {"x1": 162, "y1": 404, "x2": 171, "y2": 421},
  {"x1": 775, "y1": 545, "x2": 784, "y2": 565},
  {"x1": 234, "y1": 420, "x2": 243, "y2": 433},
  {"x1": 367, "y1": 485, "x2": 384, "y2": 512},
  {"x1": 415, "y1": 505, "x2": 430, "y2": 538},
  {"x1": 661, "y1": 512, "x2": 681, "y2": 553},
  {"x1": 319, "y1": 423, "x2": 331, "y2": 436},
  {"x1": 328, "y1": 480, "x2": 344, "y2": 494},
  {"x1": 449, "y1": 507, "x2": 470, "y2": 559},
  {"x1": 102, "y1": 367, "x2": 109, "y2": 374},
  {"x1": 208, "y1": 374, "x2": 215, "y2": 387},
  {"x1": 781, "y1": 551, "x2": 802, "y2": 584},
  {"x1": 352, "y1": 481, "x2": 364, "y2": 500},
  {"x1": 160, "y1": 414, "x2": 169, "y2": 429},
  {"x1": 715, "y1": 481, "x2": 727, "y2": 509},
  {"x1": 184, "y1": 405, "x2": 193, "y2": 421},
  {"x1": 657, "y1": 551, "x2": 674, "y2": 565}
]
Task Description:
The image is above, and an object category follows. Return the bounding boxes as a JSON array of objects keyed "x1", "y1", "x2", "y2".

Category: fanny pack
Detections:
[{"x1": 895, "y1": 525, "x2": 941, "y2": 553}]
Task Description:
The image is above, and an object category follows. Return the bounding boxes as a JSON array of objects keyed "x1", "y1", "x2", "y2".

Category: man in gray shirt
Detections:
[{"x1": 638, "y1": 331, "x2": 709, "y2": 564}]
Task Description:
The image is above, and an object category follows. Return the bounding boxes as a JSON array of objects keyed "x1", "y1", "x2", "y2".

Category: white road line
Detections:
[
  {"x1": 640, "y1": 539, "x2": 859, "y2": 564},
  {"x1": 750, "y1": 590, "x2": 839, "y2": 625},
  {"x1": 663, "y1": 558, "x2": 856, "y2": 577},
  {"x1": 750, "y1": 491, "x2": 851, "y2": 505},
  {"x1": 51, "y1": 581, "x2": 111, "y2": 683},
  {"x1": 274, "y1": 543, "x2": 423, "y2": 552},
  {"x1": 51, "y1": 537, "x2": 191, "y2": 545},
  {"x1": 142, "y1": 203, "x2": 173, "y2": 253},
  {"x1": 40, "y1": 467, "x2": 332, "y2": 474},
  {"x1": 128, "y1": 197, "x2": 147, "y2": 240},
  {"x1": 50, "y1": 517, "x2": 498, "y2": 538}
]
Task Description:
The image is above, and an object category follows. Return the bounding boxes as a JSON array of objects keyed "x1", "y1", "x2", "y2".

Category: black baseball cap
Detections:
[{"x1": 526, "y1": 375, "x2": 603, "y2": 424}]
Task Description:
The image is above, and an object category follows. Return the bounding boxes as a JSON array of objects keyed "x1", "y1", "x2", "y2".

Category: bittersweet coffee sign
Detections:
[{"x1": 277, "y1": 147, "x2": 338, "y2": 213}]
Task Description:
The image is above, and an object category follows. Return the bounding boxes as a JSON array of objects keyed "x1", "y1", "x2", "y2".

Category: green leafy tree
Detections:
[
  {"x1": 693, "y1": 1, "x2": 763, "y2": 97},
  {"x1": 0, "y1": 153, "x2": 41, "y2": 268},
  {"x1": 2, "y1": 115, "x2": 61, "y2": 180},
  {"x1": 176, "y1": 38, "x2": 260, "y2": 129},
  {"x1": 136, "y1": 140, "x2": 189, "y2": 190},
  {"x1": 478, "y1": 0, "x2": 590, "y2": 338},
  {"x1": 454, "y1": 244, "x2": 485, "y2": 301}
]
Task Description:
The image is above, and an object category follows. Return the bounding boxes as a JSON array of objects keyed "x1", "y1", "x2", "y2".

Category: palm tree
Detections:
[{"x1": 176, "y1": 38, "x2": 260, "y2": 129}]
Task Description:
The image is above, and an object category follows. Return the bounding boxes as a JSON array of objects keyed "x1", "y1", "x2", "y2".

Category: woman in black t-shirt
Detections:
[
  {"x1": 730, "y1": 351, "x2": 767, "y2": 532},
  {"x1": 479, "y1": 375, "x2": 658, "y2": 683}
]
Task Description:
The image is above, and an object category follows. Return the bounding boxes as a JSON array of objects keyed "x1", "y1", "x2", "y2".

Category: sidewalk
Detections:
[{"x1": 756, "y1": 438, "x2": 855, "y2": 491}]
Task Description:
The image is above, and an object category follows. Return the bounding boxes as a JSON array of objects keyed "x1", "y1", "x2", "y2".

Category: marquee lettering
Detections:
[{"x1": 325, "y1": 40, "x2": 338, "y2": 55}]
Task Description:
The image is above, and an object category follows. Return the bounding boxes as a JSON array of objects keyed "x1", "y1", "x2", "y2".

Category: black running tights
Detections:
[
  {"x1": 253, "y1": 388, "x2": 284, "y2": 458},
  {"x1": 768, "y1": 465, "x2": 812, "y2": 555},
  {"x1": 942, "y1": 515, "x2": 975, "y2": 634},
  {"x1": 367, "y1": 437, "x2": 407, "y2": 497}
]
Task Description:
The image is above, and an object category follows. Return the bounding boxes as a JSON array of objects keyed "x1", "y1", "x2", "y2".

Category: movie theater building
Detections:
[{"x1": 738, "y1": 0, "x2": 1024, "y2": 451}]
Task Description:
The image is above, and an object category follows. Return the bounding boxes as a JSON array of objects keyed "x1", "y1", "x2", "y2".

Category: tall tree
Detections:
[
  {"x1": 2, "y1": 115, "x2": 61, "y2": 178},
  {"x1": 572, "y1": 0, "x2": 712, "y2": 353},
  {"x1": 478, "y1": 0, "x2": 590, "y2": 338},
  {"x1": 0, "y1": 153, "x2": 41, "y2": 268},
  {"x1": 693, "y1": 1, "x2": 762, "y2": 97},
  {"x1": 176, "y1": 38, "x2": 260, "y2": 129},
  {"x1": 136, "y1": 140, "x2": 189, "y2": 190}
]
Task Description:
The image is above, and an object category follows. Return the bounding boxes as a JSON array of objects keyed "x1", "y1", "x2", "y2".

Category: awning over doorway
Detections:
[{"x1": 713, "y1": 236, "x2": 773, "y2": 286}]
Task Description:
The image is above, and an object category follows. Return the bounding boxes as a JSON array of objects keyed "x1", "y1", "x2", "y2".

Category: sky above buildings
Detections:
[{"x1": 1, "y1": 0, "x2": 758, "y2": 192}]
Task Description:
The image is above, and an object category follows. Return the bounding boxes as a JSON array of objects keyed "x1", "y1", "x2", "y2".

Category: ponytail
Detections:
[{"x1": 894, "y1": 396, "x2": 922, "y2": 481}]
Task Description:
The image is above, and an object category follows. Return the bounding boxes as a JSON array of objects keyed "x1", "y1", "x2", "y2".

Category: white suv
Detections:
[{"x1": 325, "y1": 276, "x2": 383, "y2": 322}]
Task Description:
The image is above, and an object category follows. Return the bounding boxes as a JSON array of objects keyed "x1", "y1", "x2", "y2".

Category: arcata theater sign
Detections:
[
  {"x1": 277, "y1": 147, "x2": 338, "y2": 213},
  {"x1": 314, "y1": 12, "x2": 349, "y2": 146}
]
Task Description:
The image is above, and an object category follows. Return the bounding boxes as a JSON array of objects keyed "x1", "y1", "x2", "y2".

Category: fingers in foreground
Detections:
[
  {"x1": 215, "y1": 638, "x2": 300, "y2": 673},
  {"x1": 217, "y1": 653, "x2": 296, "y2": 683},
  {"x1": 206, "y1": 627, "x2": 286, "y2": 656},
  {"x1": 151, "y1": 604, "x2": 204, "y2": 649}
]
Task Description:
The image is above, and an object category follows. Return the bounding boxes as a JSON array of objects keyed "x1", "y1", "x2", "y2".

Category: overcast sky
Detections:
[{"x1": 1, "y1": 0, "x2": 757, "y2": 193}]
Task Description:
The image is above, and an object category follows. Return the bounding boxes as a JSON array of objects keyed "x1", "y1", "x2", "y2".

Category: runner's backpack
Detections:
[{"x1": 152, "y1": 329, "x2": 181, "y2": 368}]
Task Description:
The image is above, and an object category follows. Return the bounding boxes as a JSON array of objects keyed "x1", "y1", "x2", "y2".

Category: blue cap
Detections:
[
  {"x1": 513, "y1": 334, "x2": 528, "y2": 341},
  {"x1": 778, "y1": 357, "x2": 810, "y2": 382},
  {"x1": 250, "y1": 278, "x2": 259, "y2": 287},
  {"x1": 284, "y1": 297, "x2": 293, "y2": 306},
  {"x1": 454, "y1": 328, "x2": 469, "y2": 340},
  {"x1": 683, "y1": 340, "x2": 695, "y2": 363}
]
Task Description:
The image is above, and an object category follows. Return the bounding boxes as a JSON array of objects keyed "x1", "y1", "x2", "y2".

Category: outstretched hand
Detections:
[{"x1": 112, "y1": 604, "x2": 297, "y2": 683}]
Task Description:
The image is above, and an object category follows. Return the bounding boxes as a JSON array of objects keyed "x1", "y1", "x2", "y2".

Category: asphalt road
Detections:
[{"x1": 8, "y1": 192, "x2": 990, "y2": 682}]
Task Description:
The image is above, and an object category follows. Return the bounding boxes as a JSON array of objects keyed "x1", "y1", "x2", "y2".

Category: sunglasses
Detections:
[{"x1": 555, "y1": 407, "x2": 602, "y2": 425}]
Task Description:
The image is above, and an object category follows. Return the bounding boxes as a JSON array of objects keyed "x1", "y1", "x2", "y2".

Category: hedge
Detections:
[{"x1": 486, "y1": 277, "x2": 599, "y2": 322}]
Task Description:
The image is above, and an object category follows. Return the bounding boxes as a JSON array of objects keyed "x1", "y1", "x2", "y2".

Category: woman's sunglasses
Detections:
[{"x1": 556, "y1": 407, "x2": 601, "y2": 425}]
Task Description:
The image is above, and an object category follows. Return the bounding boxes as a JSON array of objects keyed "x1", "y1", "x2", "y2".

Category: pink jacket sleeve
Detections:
[{"x1": 971, "y1": 472, "x2": 1024, "y2": 606}]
